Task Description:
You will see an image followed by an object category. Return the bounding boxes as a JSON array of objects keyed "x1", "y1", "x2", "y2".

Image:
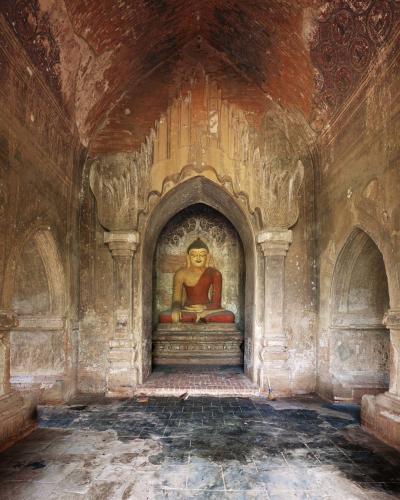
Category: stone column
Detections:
[
  {"x1": 0, "y1": 311, "x2": 18, "y2": 396},
  {"x1": 257, "y1": 229, "x2": 292, "y2": 395},
  {"x1": 104, "y1": 231, "x2": 139, "y2": 397},
  {"x1": 384, "y1": 309, "x2": 400, "y2": 399}
]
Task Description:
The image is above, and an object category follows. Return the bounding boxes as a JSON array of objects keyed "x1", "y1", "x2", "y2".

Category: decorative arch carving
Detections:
[
  {"x1": 89, "y1": 75, "x2": 312, "y2": 234},
  {"x1": 33, "y1": 230, "x2": 66, "y2": 315}
]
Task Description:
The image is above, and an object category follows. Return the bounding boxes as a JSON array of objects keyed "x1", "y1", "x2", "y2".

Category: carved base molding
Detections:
[
  {"x1": 0, "y1": 392, "x2": 36, "y2": 451},
  {"x1": 332, "y1": 379, "x2": 389, "y2": 404},
  {"x1": 10, "y1": 375, "x2": 68, "y2": 403},
  {"x1": 153, "y1": 324, "x2": 244, "y2": 366},
  {"x1": 362, "y1": 392, "x2": 400, "y2": 452}
]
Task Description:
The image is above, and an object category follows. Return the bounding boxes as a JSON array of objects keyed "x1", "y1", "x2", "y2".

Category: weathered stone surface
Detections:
[
  {"x1": 0, "y1": 395, "x2": 397, "y2": 497},
  {"x1": 316, "y1": 17, "x2": 400, "y2": 448},
  {"x1": 153, "y1": 324, "x2": 244, "y2": 366}
]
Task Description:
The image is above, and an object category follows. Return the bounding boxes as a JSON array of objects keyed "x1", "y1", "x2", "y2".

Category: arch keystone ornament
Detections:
[
  {"x1": 104, "y1": 231, "x2": 140, "y2": 397},
  {"x1": 362, "y1": 308, "x2": 400, "y2": 451}
]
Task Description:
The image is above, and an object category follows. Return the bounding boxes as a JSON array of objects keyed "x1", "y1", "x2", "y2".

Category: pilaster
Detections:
[
  {"x1": 384, "y1": 308, "x2": 400, "y2": 399},
  {"x1": 0, "y1": 311, "x2": 18, "y2": 396},
  {"x1": 104, "y1": 231, "x2": 139, "y2": 397},
  {"x1": 0, "y1": 311, "x2": 36, "y2": 450},
  {"x1": 361, "y1": 308, "x2": 400, "y2": 451},
  {"x1": 257, "y1": 230, "x2": 292, "y2": 395}
]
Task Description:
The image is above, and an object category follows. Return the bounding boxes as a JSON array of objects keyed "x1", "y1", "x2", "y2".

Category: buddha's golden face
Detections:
[{"x1": 188, "y1": 248, "x2": 208, "y2": 268}]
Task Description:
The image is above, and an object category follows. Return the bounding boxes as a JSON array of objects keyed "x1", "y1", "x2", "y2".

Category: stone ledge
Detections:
[
  {"x1": 0, "y1": 392, "x2": 36, "y2": 451},
  {"x1": 13, "y1": 315, "x2": 65, "y2": 331},
  {"x1": 361, "y1": 392, "x2": 400, "y2": 452}
]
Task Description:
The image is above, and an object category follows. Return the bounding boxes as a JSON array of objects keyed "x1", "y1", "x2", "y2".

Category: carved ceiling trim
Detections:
[
  {"x1": 311, "y1": 0, "x2": 400, "y2": 116},
  {"x1": 1, "y1": 0, "x2": 62, "y2": 103}
]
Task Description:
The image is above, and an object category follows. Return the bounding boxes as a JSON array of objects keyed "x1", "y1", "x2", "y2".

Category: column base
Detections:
[
  {"x1": 361, "y1": 392, "x2": 400, "y2": 451},
  {"x1": 0, "y1": 391, "x2": 37, "y2": 451},
  {"x1": 106, "y1": 339, "x2": 137, "y2": 398}
]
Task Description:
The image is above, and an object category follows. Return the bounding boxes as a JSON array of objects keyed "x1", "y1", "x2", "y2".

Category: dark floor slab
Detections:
[{"x1": 0, "y1": 395, "x2": 399, "y2": 499}]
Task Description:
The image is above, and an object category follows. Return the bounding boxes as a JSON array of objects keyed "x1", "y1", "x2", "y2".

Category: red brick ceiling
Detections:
[
  {"x1": 2, "y1": 1, "x2": 398, "y2": 153},
  {"x1": 63, "y1": 0, "x2": 318, "y2": 152},
  {"x1": 2, "y1": 0, "x2": 319, "y2": 151}
]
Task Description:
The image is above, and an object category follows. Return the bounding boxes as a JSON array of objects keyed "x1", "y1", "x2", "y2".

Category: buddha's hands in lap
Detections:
[
  {"x1": 184, "y1": 304, "x2": 205, "y2": 312},
  {"x1": 171, "y1": 310, "x2": 181, "y2": 323}
]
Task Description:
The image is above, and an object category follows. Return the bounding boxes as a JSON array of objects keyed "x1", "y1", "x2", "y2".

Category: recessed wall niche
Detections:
[{"x1": 153, "y1": 203, "x2": 245, "y2": 329}]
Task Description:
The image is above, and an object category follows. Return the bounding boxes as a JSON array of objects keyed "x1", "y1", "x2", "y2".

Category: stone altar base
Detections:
[
  {"x1": 361, "y1": 392, "x2": 400, "y2": 452},
  {"x1": 152, "y1": 323, "x2": 243, "y2": 366}
]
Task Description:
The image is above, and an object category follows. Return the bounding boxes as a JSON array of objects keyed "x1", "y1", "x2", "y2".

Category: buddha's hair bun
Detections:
[{"x1": 187, "y1": 238, "x2": 209, "y2": 253}]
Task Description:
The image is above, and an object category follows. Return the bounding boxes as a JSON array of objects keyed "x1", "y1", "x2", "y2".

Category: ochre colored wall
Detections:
[
  {"x1": 0, "y1": 17, "x2": 84, "y2": 402},
  {"x1": 316, "y1": 33, "x2": 400, "y2": 401}
]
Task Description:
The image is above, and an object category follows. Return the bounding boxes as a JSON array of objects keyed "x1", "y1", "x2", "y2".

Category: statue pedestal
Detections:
[{"x1": 153, "y1": 323, "x2": 243, "y2": 366}]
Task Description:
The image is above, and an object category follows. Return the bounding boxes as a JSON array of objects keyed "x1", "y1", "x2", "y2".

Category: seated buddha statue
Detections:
[{"x1": 159, "y1": 238, "x2": 235, "y2": 324}]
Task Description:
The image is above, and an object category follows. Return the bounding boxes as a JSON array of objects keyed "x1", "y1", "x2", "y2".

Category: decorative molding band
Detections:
[
  {"x1": 330, "y1": 324, "x2": 388, "y2": 332},
  {"x1": 0, "y1": 310, "x2": 18, "y2": 331},
  {"x1": 257, "y1": 229, "x2": 293, "y2": 257},
  {"x1": 13, "y1": 315, "x2": 65, "y2": 331},
  {"x1": 104, "y1": 231, "x2": 139, "y2": 257}
]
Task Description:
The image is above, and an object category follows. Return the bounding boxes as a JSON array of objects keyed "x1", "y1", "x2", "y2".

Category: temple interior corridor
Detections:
[{"x1": 1, "y1": 0, "x2": 400, "y2": 497}]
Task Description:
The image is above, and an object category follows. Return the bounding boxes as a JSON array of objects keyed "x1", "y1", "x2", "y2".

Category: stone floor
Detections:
[
  {"x1": 0, "y1": 395, "x2": 400, "y2": 499},
  {"x1": 136, "y1": 366, "x2": 260, "y2": 396}
]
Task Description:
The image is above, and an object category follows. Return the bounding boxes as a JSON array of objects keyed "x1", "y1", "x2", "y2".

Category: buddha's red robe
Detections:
[{"x1": 159, "y1": 267, "x2": 235, "y2": 323}]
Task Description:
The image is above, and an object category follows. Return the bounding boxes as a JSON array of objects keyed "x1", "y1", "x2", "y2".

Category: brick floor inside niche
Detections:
[{"x1": 136, "y1": 366, "x2": 261, "y2": 397}]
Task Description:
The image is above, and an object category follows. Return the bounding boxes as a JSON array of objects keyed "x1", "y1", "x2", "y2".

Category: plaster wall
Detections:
[
  {"x1": 316, "y1": 34, "x2": 400, "y2": 401},
  {"x1": 0, "y1": 18, "x2": 83, "y2": 402}
]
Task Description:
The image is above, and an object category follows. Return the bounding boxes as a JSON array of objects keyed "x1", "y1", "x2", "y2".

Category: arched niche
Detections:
[
  {"x1": 330, "y1": 228, "x2": 390, "y2": 402},
  {"x1": 140, "y1": 176, "x2": 256, "y2": 381},
  {"x1": 5, "y1": 229, "x2": 67, "y2": 400},
  {"x1": 11, "y1": 230, "x2": 66, "y2": 316}
]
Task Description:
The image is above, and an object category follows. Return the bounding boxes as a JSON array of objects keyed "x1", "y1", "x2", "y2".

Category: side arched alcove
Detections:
[
  {"x1": 138, "y1": 176, "x2": 258, "y2": 383},
  {"x1": 330, "y1": 227, "x2": 390, "y2": 402},
  {"x1": 3, "y1": 228, "x2": 68, "y2": 402}
]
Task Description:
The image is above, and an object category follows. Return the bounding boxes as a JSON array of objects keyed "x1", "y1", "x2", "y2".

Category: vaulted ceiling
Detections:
[{"x1": 1, "y1": 0, "x2": 399, "y2": 153}]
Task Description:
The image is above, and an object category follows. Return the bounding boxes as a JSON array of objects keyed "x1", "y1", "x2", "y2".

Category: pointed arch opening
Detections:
[
  {"x1": 330, "y1": 228, "x2": 390, "y2": 402},
  {"x1": 139, "y1": 176, "x2": 257, "y2": 383}
]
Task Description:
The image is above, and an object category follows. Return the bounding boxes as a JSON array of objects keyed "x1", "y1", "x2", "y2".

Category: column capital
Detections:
[
  {"x1": 383, "y1": 308, "x2": 400, "y2": 330},
  {"x1": 104, "y1": 231, "x2": 139, "y2": 257},
  {"x1": 257, "y1": 229, "x2": 293, "y2": 257}
]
